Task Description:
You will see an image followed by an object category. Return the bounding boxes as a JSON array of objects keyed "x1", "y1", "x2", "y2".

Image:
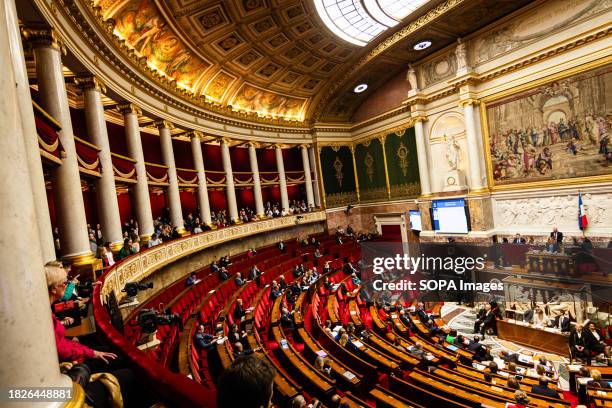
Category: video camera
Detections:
[
  {"x1": 136, "y1": 308, "x2": 182, "y2": 334},
  {"x1": 121, "y1": 281, "x2": 154, "y2": 298}
]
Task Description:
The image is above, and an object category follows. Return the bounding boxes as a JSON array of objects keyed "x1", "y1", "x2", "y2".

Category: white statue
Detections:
[
  {"x1": 444, "y1": 134, "x2": 460, "y2": 170},
  {"x1": 407, "y1": 65, "x2": 418, "y2": 90},
  {"x1": 455, "y1": 38, "x2": 468, "y2": 71}
]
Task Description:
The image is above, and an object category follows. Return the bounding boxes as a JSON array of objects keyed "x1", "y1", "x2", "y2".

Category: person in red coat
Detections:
[{"x1": 46, "y1": 261, "x2": 117, "y2": 364}]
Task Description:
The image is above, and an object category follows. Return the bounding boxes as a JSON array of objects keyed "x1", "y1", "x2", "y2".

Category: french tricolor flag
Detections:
[{"x1": 578, "y1": 193, "x2": 588, "y2": 230}]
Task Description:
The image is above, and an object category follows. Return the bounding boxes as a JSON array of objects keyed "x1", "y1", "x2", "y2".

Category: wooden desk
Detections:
[
  {"x1": 497, "y1": 319, "x2": 568, "y2": 356},
  {"x1": 369, "y1": 386, "x2": 415, "y2": 408},
  {"x1": 272, "y1": 326, "x2": 335, "y2": 396},
  {"x1": 526, "y1": 251, "x2": 577, "y2": 276}
]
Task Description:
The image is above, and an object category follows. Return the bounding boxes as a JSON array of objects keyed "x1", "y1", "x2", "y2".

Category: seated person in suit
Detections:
[
  {"x1": 499, "y1": 350, "x2": 520, "y2": 364},
  {"x1": 507, "y1": 390, "x2": 530, "y2": 408},
  {"x1": 468, "y1": 336, "x2": 482, "y2": 352},
  {"x1": 570, "y1": 323, "x2": 588, "y2": 361},
  {"x1": 219, "y1": 267, "x2": 229, "y2": 280},
  {"x1": 584, "y1": 322, "x2": 611, "y2": 362},
  {"x1": 473, "y1": 303, "x2": 496, "y2": 338},
  {"x1": 512, "y1": 233, "x2": 526, "y2": 244},
  {"x1": 473, "y1": 345, "x2": 492, "y2": 362},
  {"x1": 280, "y1": 307, "x2": 295, "y2": 329},
  {"x1": 407, "y1": 342, "x2": 426, "y2": 359},
  {"x1": 233, "y1": 298, "x2": 246, "y2": 322},
  {"x1": 555, "y1": 311, "x2": 571, "y2": 332},
  {"x1": 194, "y1": 324, "x2": 217, "y2": 351},
  {"x1": 415, "y1": 302, "x2": 430, "y2": 323},
  {"x1": 588, "y1": 369, "x2": 611, "y2": 388},
  {"x1": 269, "y1": 281, "x2": 282, "y2": 301},
  {"x1": 278, "y1": 240, "x2": 286, "y2": 253},
  {"x1": 530, "y1": 376, "x2": 559, "y2": 399},
  {"x1": 235, "y1": 272, "x2": 245, "y2": 286},
  {"x1": 507, "y1": 377, "x2": 521, "y2": 390},
  {"x1": 249, "y1": 265, "x2": 261, "y2": 281},
  {"x1": 186, "y1": 272, "x2": 199, "y2": 287},
  {"x1": 210, "y1": 260, "x2": 220, "y2": 273}
]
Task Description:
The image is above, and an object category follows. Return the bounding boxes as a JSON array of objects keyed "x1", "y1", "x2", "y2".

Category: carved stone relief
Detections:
[
  {"x1": 471, "y1": 0, "x2": 611, "y2": 65},
  {"x1": 420, "y1": 51, "x2": 457, "y2": 87},
  {"x1": 493, "y1": 192, "x2": 612, "y2": 231}
]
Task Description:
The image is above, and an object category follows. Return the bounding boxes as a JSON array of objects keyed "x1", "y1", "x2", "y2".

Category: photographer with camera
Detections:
[{"x1": 46, "y1": 261, "x2": 145, "y2": 407}]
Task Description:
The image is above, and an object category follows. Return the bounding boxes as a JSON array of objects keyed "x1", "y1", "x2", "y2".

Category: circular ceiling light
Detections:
[
  {"x1": 413, "y1": 40, "x2": 432, "y2": 51},
  {"x1": 354, "y1": 84, "x2": 368, "y2": 93}
]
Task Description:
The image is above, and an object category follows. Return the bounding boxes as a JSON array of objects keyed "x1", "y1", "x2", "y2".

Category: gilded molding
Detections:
[{"x1": 73, "y1": 74, "x2": 106, "y2": 93}]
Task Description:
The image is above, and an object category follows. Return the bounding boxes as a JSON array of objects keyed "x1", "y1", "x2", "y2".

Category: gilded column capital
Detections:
[
  {"x1": 154, "y1": 119, "x2": 174, "y2": 130},
  {"x1": 117, "y1": 103, "x2": 142, "y2": 116},
  {"x1": 413, "y1": 115, "x2": 428, "y2": 123},
  {"x1": 299, "y1": 143, "x2": 311, "y2": 149},
  {"x1": 21, "y1": 27, "x2": 66, "y2": 55},
  {"x1": 458, "y1": 98, "x2": 480, "y2": 108},
  {"x1": 246, "y1": 141, "x2": 259, "y2": 148},
  {"x1": 219, "y1": 137, "x2": 232, "y2": 145},
  {"x1": 377, "y1": 134, "x2": 387, "y2": 145},
  {"x1": 185, "y1": 130, "x2": 204, "y2": 140},
  {"x1": 73, "y1": 75, "x2": 106, "y2": 93}
]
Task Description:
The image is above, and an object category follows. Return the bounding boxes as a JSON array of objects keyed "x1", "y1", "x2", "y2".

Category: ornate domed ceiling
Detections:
[{"x1": 91, "y1": 0, "x2": 533, "y2": 124}]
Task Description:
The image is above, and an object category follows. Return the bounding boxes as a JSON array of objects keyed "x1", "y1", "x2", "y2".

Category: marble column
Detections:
[
  {"x1": 413, "y1": 117, "x2": 432, "y2": 196},
  {"x1": 189, "y1": 131, "x2": 212, "y2": 226},
  {"x1": 29, "y1": 29, "x2": 93, "y2": 264},
  {"x1": 248, "y1": 142, "x2": 265, "y2": 217},
  {"x1": 76, "y1": 75, "x2": 123, "y2": 249},
  {"x1": 2, "y1": 9, "x2": 75, "y2": 404},
  {"x1": 301, "y1": 145, "x2": 315, "y2": 209},
  {"x1": 119, "y1": 103, "x2": 154, "y2": 241},
  {"x1": 156, "y1": 120, "x2": 184, "y2": 233},
  {"x1": 308, "y1": 146, "x2": 321, "y2": 207},
  {"x1": 220, "y1": 138, "x2": 238, "y2": 222},
  {"x1": 12, "y1": 27, "x2": 55, "y2": 263},
  {"x1": 275, "y1": 145, "x2": 289, "y2": 211},
  {"x1": 461, "y1": 100, "x2": 486, "y2": 191}
]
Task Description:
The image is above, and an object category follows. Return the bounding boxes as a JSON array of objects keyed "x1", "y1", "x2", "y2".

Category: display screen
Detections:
[
  {"x1": 431, "y1": 198, "x2": 469, "y2": 233},
  {"x1": 409, "y1": 210, "x2": 422, "y2": 231}
]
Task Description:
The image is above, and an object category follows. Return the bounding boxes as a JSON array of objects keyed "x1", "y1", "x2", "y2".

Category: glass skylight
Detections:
[{"x1": 314, "y1": 0, "x2": 431, "y2": 46}]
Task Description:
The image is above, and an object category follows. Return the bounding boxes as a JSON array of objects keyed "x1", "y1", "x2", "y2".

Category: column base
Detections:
[
  {"x1": 418, "y1": 193, "x2": 433, "y2": 199},
  {"x1": 109, "y1": 240, "x2": 123, "y2": 253},
  {"x1": 62, "y1": 251, "x2": 96, "y2": 266},
  {"x1": 176, "y1": 227, "x2": 189, "y2": 237},
  {"x1": 234, "y1": 219, "x2": 243, "y2": 225},
  {"x1": 64, "y1": 382, "x2": 86, "y2": 408},
  {"x1": 139, "y1": 234, "x2": 152, "y2": 245}
]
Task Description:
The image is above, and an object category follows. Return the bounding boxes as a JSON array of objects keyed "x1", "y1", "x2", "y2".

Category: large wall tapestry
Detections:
[
  {"x1": 486, "y1": 63, "x2": 612, "y2": 187},
  {"x1": 319, "y1": 146, "x2": 357, "y2": 208},
  {"x1": 385, "y1": 128, "x2": 421, "y2": 198},
  {"x1": 354, "y1": 139, "x2": 387, "y2": 202}
]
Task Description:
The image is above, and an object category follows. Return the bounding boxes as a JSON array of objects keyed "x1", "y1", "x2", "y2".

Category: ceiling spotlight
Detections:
[
  {"x1": 413, "y1": 40, "x2": 432, "y2": 51},
  {"x1": 354, "y1": 84, "x2": 368, "y2": 93}
]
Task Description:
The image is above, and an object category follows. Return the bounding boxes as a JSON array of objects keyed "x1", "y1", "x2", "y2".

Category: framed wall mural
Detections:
[{"x1": 482, "y1": 60, "x2": 612, "y2": 189}]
